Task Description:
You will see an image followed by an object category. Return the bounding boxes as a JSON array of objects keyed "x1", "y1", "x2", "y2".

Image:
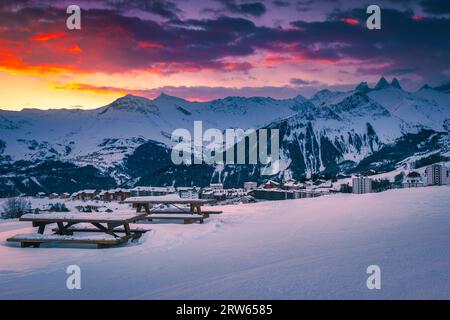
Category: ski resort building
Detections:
[
  {"x1": 352, "y1": 176, "x2": 372, "y2": 194},
  {"x1": 99, "y1": 189, "x2": 131, "y2": 202},
  {"x1": 425, "y1": 164, "x2": 448, "y2": 185},
  {"x1": 177, "y1": 187, "x2": 200, "y2": 199},
  {"x1": 130, "y1": 186, "x2": 176, "y2": 197},
  {"x1": 48, "y1": 193, "x2": 59, "y2": 199},
  {"x1": 72, "y1": 190, "x2": 97, "y2": 201},
  {"x1": 244, "y1": 182, "x2": 258, "y2": 192},
  {"x1": 403, "y1": 172, "x2": 424, "y2": 188},
  {"x1": 60, "y1": 193, "x2": 71, "y2": 199},
  {"x1": 263, "y1": 180, "x2": 281, "y2": 189},
  {"x1": 210, "y1": 184, "x2": 224, "y2": 191}
]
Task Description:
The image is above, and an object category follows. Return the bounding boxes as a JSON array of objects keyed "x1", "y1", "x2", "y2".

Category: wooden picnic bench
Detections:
[
  {"x1": 124, "y1": 195, "x2": 222, "y2": 224},
  {"x1": 7, "y1": 212, "x2": 150, "y2": 248},
  {"x1": 147, "y1": 213, "x2": 205, "y2": 224}
]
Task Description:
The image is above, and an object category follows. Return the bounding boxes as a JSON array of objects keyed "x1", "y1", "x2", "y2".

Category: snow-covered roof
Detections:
[
  {"x1": 177, "y1": 187, "x2": 199, "y2": 191},
  {"x1": 131, "y1": 186, "x2": 176, "y2": 192},
  {"x1": 99, "y1": 188, "x2": 131, "y2": 195},
  {"x1": 79, "y1": 189, "x2": 97, "y2": 194}
]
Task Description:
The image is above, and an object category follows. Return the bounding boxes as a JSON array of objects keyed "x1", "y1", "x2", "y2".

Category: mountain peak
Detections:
[
  {"x1": 390, "y1": 77, "x2": 402, "y2": 89},
  {"x1": 434, "y1": 82, "x2": 450, "y2": 93},
  {"x1": 420, "y1": 84, "x2": 432, "y2": 90},
  {"x1": 356, "y1": 81, "x2": 370, "y2": 93},
  {"x1": 101, "y1": 94, "x2": 158, "y2": 114},
  {"x1": 153, "y1": 92, "x2": 187, "y2": 103},
  {"x1": 374, "y1": 77, "x2": 390, "y2": 90}
]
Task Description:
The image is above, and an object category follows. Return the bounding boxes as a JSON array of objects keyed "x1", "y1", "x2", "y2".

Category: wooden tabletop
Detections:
[
  {"x1": 124, "y1": 195, "x2": 214, "y2": 205},
  {"x1": 19, "y1": 212, "x2": 148, "y2": 224}
]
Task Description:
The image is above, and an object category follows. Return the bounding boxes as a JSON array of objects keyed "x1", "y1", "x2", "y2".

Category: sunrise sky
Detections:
[{"x1": 0, "y1": 0, "x2": 449, "y2": 110}]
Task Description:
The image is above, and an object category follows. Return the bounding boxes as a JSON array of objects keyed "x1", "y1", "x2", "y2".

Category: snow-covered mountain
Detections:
[{"x1": 0, "y1": 77, "x2": 449, "y2": 195}]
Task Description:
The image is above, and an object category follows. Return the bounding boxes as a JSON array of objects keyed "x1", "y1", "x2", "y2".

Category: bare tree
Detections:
[{"x1": 1, "y1": 197, "x2": 29, "y2": 219}]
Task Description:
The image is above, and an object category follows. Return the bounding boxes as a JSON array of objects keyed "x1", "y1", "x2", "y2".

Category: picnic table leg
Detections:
[
  {"x1": 37, "y1": 223, "x2": 46, "y2": 234},
  {"x1": 91, "y1": 223, "x2": 120, "y2": 238},
  {"x1": 55, "y1": 222, "x2": 76, "y2": 235},
  {"x1": 144, "y1": 204, "x2": 151, "y2": 214},
  {"x1": 196, "y1": 205, "x2": 206, "y2": 222},
  {"x1": 122, "y1": 222, "x2": 141, "y2": 241},
  {"x1": 123, "y1": 223, "x2": 131, "y2": 236},
  {"x1": 137, "y1": 204, "x2": 142, "y2": 212}
]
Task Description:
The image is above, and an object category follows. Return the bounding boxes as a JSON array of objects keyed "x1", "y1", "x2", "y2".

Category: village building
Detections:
[
  {"x1": 402, "y1": 172, "x2": 424, "y2": 188},
  {"x1": 209, "y1": 183, "x2": 224, "y2": 191},
  {"x1": 60, "y1": 192, "x2": 71, "y2": 199},
  {"x1": 250, "y1": 189, "x2": 294, "y2": 201},
  {"x1": 130, "y1": 186, "x2": 176, "y2": 197},
  {"x1": 425, "y1": 164, "x2": 448, "y2": 186},
  {"x1": 352, "y1": 176, "x2": 372, "y2": 194},
  {"x1": 36, "y1": 192, "x2": 46, "y2": 198},
  {"x1": 112, "y1": 189, "x2": 131, "y2": 201},
  {"x1": 340, "y1": 183, "x2": 352, "y2": 193},
  {"x1": 177, "y1": 187, "x2": 200, "y2": 199},
  {"x1": 283, "y1": 181, "x2": 306, "y2": 190},
  {"x1": 240, "y1": 195, "x2": 256, "y2": 204},
  {"x1": 200, "y1": 189, "x2": 226, "y2": 201},
  {"x1": 293, "y1": 189, "x2": 329, "y2": 199},
  {"x1": 263, "y1": 180, "x2": 281, "y2": 189},
  {"x1": 72, "y1": 190, "x2": 97, "y2": 201},
  {"x1": 48, "y1": 193, "x2": 59, "y2": 199},
  {"x1": 99, "y1": 189, "x2": 132, "y2": 201},
  {"x1": 243, "y1": 182, "x2": 258, "y2": 192},
  {"x1": 99, "y1": 190, "x2": 113, "y2": 202}
]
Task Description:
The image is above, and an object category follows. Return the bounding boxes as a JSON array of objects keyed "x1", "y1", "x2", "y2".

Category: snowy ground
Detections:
[{"x1": 0, "y1": 186, "x2": 449, "y2": 300}]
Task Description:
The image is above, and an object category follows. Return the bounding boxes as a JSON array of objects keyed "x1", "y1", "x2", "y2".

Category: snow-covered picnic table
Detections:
[
  {"x1": 124, "y1": 195, "x2": 221, "y2": 224},
  {"x1": 7, "y1": 212, "x2": 149, "y2": 248}
]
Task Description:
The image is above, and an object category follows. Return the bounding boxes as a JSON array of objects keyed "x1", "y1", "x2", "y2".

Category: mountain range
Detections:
[{"x1": 0, "y1": 77, "x2": 449, "y2": 196}]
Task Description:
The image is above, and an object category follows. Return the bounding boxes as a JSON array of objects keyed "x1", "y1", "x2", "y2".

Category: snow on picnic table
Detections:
[
  {"x1": 124, "y1": 195, "x2": 213, "y2": 204},
  {"x1": 8, "y1": 233, "x2": 119, "y2": 242},
  {"x1": 19, "y1": 212, "x2": 146, "y2": 222},
  {"x1": 0, "y1": 186, "x2": 449, "y2": 299}
]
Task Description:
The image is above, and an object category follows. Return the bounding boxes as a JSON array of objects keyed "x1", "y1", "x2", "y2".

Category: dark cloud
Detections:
[
  {"x1": 0, "y1": 0, "x2": 29, "y2": 8},
  {"x1": 0, "y1": 2, "x2": 448, "y2": 85},
  {"x1": 272, "y1": 0, "x2": 291, "y2": 8},
  {"x1": 290, "y1": 78, "x2": 322, "y2": 86},
  {"x1": 108, "y1": 0, "x2": 181, "y2": 19},
  {"x1": 291, "y1": 8, "x2": 450, "y2": 81},
  {"x1": 420, "y1": 0, "x2": 450, "y2": 14},
  {"x1": 217, "y1": 0, "x2": 266, "y2": 17}
]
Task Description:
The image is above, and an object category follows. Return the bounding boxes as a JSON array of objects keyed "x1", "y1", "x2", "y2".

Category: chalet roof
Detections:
[{"x1": 131, "y1": 186, "x2": 176, "y2": 192}]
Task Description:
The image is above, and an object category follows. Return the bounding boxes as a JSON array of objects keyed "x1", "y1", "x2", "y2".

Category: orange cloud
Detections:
[
  {"x1": 341, "y1": 18, "x2": 359, "y2": 25},
  {"x1": 260, "y1": 54, "x2": 298, "y2": 66},
  {"x1": 66, "y1": 44, "x2": 82, "y2": 53},
  {"x1": 52, "y1": 82, "x2": 129, "y2": 95},
  {"x1": 30, "y1": 32, "x2": 65, "y2": 41},
  {"x1": 0, "y1": 48, "x2": 74, "y2": 75},
  {"x1": 138, "y1": 41, "x2": 163, "y2": 48}
]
